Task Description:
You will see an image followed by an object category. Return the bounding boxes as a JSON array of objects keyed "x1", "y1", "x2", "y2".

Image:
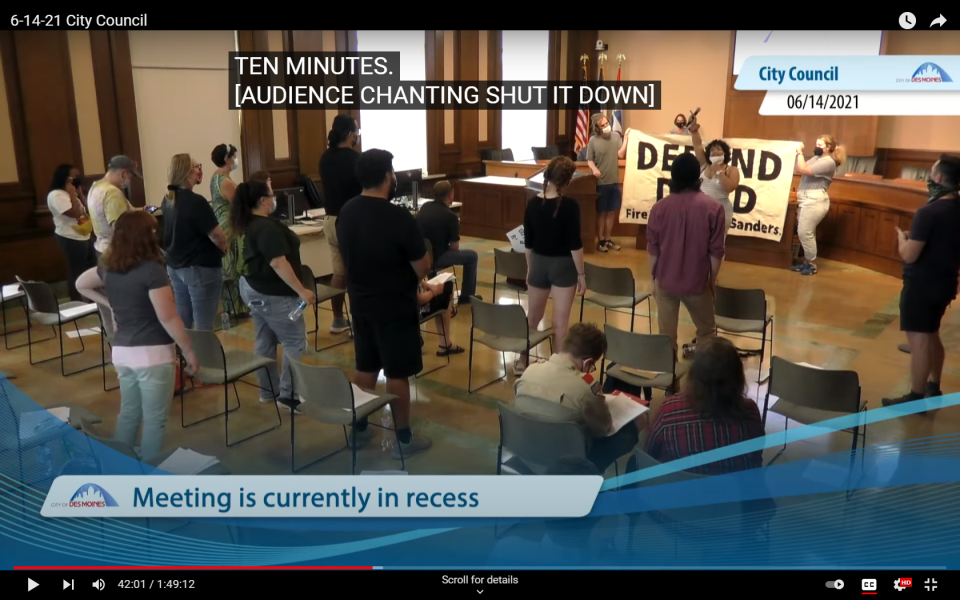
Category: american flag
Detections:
[
  {"x1": 574, "y1": 62, "x2": 589, "y2": 155},
  {"x1": 612, "y1": 63, "x2": 623, "y2": 136}
]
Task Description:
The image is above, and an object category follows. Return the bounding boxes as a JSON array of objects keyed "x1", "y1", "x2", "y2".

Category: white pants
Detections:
[{"x1": 797, "y1": 191, "x2": 830, "y2": 262}]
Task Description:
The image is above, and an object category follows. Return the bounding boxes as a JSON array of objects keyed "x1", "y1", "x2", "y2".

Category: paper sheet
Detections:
[
  {"x1": 67, "y1": 327, "x2": 102, "y2": 338},
  {"x1": 604, "y1": 394, "x2": 649, "y2": 435},
  {"x1": 19, "y1": 407, "x2": 70, "y2": 440},
  {"x1": 618, "y1": 365, "x2": 663, "y2": 379},
  {"x1": 506, "y1": 225, "x2": 525, "y2": 253},
  {"x1": 348, "y1": 384, "x2": 381, "y2": 412},
  {"x1": 427, "y1": 272, "x2": 455, "y2": 286},
  {"x1": 2, "y1": 284, "x2": 22, "y2": 299},
  {"x1": 156, "y1": 448, "x2": 220, "y2": 475},
  {"x1": 60, "y1": 303, "x2": 98, "y2": 320}
]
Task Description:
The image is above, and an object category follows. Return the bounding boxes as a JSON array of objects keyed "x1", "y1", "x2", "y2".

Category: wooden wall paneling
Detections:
[
  {"x1": 0, "y1": 31, "x2": 33, "y2": 218},
  {"x1": 290, "y1": 30, "x2": 326, "y2": 180},
  {"x1": 546, "y1": 31, "x2": 561, "y2": 148},
  {"x1": 457, "y1": 30, "x2": 481, "y2": 176},
  {"x1": 106, "y1": 32, "x2": 145, "y2": 207},
  {"x1": 561, "y1": 30, "x2": 598, "y2": 158},
  {"x1": 875, "y1": 147, "x2": 943, "y2": 180},
  {"x1": 482, "y1": 30, "x2": 501, "y2": 156},
  {"x1": 14, "y1": 31, "x2": 82, "y2": 215},
  {"x1": 238, "y1": 30, "x2": 300, "y2": 188},
  {"x1": 336, "y1": 31, "x2": 357, "y2": 121},
  {"x1": 425, "y1": 30, "x2": 441, "y2": 176},
  {"x1": 89, "y1": 32, "x2": 123, "y2": 167}
]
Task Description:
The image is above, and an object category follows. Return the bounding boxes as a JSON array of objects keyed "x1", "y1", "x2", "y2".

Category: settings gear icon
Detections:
[{"x1": 894, "y1": 579, "x2": 906, "y2": 591}]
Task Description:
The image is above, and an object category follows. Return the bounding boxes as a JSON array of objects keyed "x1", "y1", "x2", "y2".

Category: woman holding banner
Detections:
[
  {"x1": 688, "y1": 121, "x2": 738, "y2": 233},
  {"x1": 793, "y1": 135, "x2": 846, "y2": 276}
]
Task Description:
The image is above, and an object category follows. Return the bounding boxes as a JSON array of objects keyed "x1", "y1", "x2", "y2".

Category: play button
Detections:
[{"x1": 28, "y1": 578, "x2": 39, "y2": 591}]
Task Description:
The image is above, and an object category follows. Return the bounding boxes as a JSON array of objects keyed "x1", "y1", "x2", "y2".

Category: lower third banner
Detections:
[{"x1": 620, "y1": 130, "x2": 800, "y2": 242}]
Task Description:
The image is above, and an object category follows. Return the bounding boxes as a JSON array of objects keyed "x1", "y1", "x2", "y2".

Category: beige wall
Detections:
[
  {"x1": 599, "y1": 30, "x2": 732, "y2": 139},
  {"x1": 878, "y1": 31, "x2": 960, "y2": 152},
  {"x1": 129, "y1": 31, "x2": 244, "y2": 204}
]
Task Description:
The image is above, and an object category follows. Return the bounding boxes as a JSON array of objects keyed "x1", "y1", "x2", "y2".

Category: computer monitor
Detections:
[
  {"x1": 394, "y1": 168, "x2": 423, "y2": 199},
  {"x1": 271, "y1": 187, "x2": 309, "y2": 222}
]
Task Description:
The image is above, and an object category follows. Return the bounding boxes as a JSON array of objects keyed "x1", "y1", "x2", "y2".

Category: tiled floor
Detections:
[{"x1": 2, "y1": 235, "x2": 958, "y2": 477}]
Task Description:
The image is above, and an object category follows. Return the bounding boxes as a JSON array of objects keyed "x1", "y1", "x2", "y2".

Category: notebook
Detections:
[
  {"x1": 19, "y1": 407, "x2": 71, "y2": 441},
  {"x1": 604, "y1": 394, "x2": 649, "y2": 435},
  {"x1": 156, "y1": 448, "x2": 220, "y2": 475},
  {"x1": 60, "y1": 303, "x2": 98, "y2": 320}
]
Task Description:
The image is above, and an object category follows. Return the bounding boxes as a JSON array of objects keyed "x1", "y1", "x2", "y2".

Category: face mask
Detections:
[
  {"x1": 927, "y1": 179, "x2": 953, "y2": 201},
  {"x1": 72, "y1": 177, "x2": 82, "y2": 187},
  {"x1": 269, "y1": 197, "x2": 278, "y2": 213},
  {"x1": 387, "y1": 175, "x2": 398, "y2": 201},
  {"x1": 230, "y1": 159, "x2": 239, "y2": 172},
  {"x1": 710, "y1": 156, "x2": 724, "y2": 164},
  {"x1": 813, "y1": 147, "x2": 824, "y2": 157},
  {"x1": 601, "y1": 125, "x2": 612, "y2": 135},
  {"x1": 351, "y1": 133, "x2": 359, "y2": 148},
  {"x1": 675, "y1": 122, "x2": 684, "y2": 128}
]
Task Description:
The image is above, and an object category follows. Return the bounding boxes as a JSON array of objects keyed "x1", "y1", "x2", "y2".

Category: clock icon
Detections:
[{"x1": 899, "y1": 12, "x2": 916, "y2": 29}]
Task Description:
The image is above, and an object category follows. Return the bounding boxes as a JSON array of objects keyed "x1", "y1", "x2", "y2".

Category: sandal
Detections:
[{"x1": 437, "y1": 344, "x2": 465, "y2": 357}]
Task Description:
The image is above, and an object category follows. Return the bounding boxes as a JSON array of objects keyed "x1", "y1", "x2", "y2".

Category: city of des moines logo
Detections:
[
  {"x1": 68, "y1": 484, "x2": 119, "y2": 508},
  {"x1": 910, "y1": 63, "x2": 952, "y2": 83}
]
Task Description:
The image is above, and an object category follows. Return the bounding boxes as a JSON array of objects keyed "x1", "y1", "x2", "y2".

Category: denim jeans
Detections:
[
  {"x1": 167, "y1": 265, "x2": 223, "y2": 330},
  {"x1": 435, "y1": 248, "x2": 478, "y2": 300},
  {"x1": 238, "y1": 278, "x2": 307, "y2": 400},
  {"x1": 114, "y1": 363, "x2": 175, "y2": 460}
]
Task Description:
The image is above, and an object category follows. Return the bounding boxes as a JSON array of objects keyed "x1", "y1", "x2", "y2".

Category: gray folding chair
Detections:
[
  {"x1": 714, "y1": 286, "x2": 774, "y2": 394},
  {"x1": 579, "y1": 262, "x2": 653, "y2": 333},
  {"x1": 492, "y1": 248, "x2": 528, "y2": 303},
  {"x1": 96, "y1": 304, "x2": 119, "y2": 392},
  {"x1": 288, "y1": 359, "x2": 400, "y2": 473},
  {"x1": 15, "y1": 276, "x2": 102, "y2": 376},
  {"x1": 762, "y1": 356, "x2": 866, "y2": 469},
  {"x1": 1, "y1": 281, "x2": 27, "y2": 350},
  {"x1": 625, "y1": 449, "x2": 771, "y2": 554},
  {"x1": 496, "y1": 401, "x2": 588, "y2": 474},
  {"x1": 220, "y1": 277, "x2": 243, "y2": 328},
  {"x1": 601, "y1": 324, "x2": 687, "y2": 397},
  {"x1": 467, "y1": 297, "x2": 553, "y2": 394},
  {"x1": 181, "y1": 329, "x2": 282, "y2": 447},
  {"x1": 417, "y1": 304, "x2": 451, "y2": 378},
  {"x1": 300, "y1": 265, "x2": 352, "y2": 352}
]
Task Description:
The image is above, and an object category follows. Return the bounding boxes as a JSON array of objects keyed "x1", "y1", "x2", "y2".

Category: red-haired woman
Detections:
[{"x1": 76, "y1": 211, "x2": 198, "y2": 460}]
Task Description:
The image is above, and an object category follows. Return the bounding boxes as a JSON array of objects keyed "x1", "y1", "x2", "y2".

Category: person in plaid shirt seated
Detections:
[{"x1": 641, "y1": 337, "x2": 764, "y2": 475}]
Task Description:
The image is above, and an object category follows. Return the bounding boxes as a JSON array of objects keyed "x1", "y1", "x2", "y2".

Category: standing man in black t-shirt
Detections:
[
  {"x1": 883, "y1": 154, "x2": 960, "y2": 408},
  {"x1": 319, "y1": 115, "x2": 362, "y2": 335},
  {"x1": 337, "y1": 149, "x2": 433, "y2": 458}
]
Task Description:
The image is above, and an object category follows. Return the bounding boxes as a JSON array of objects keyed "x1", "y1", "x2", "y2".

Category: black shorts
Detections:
[
  {"x1": 352, "y1": 311, "x2": 423, "y2": 379},
  {"x1": 899, "y1": 281, "x2": 954, "y2": 334},
  {"x1": 420, "y1": 281, "x2": 453, "y2": 318},
  {"x1": 596, "y1": 183, "x2": 622, "y2": 213}
]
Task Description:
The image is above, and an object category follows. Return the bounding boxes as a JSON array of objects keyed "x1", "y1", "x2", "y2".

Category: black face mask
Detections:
[
  {"x1": 387, "y1": 175, "x2": 398, "y2": 201},
  {"x1": 72, "y1": 177, "x2": 82, "y2": 187},
  {"x1": 813, "y1": 147, "x2": 824, "y2": 157},
  {"x1": 675, "y1": 122, "x2": 684, "y2": 129},
  {"x1": 927, "y1": 179, "x2": 956, "y2": 202}
]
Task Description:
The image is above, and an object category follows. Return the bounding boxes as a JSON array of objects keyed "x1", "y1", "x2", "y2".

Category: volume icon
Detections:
[{"x1": 93, "y1": 579, "x2": 105, "y2": 590}]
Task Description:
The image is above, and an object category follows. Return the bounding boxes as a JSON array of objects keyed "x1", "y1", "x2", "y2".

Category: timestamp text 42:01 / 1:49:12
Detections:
[{"x1": 117, "y1": 580, "x2": 197, "y2": 589}]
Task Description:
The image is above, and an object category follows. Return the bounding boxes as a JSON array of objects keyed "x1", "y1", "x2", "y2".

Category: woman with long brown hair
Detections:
[
  {"x1": 76, "y1": 211, "x2": 198, "y2": 460},
  {"x1": 793, "y1": 134, "x2": 846, "y2": 275},
  {"x1": 642, "y1": 337, "x2": 763, "y2": 475},
  {"x1": 515, "y1": 156, "x2": 585, "y2": 375}
]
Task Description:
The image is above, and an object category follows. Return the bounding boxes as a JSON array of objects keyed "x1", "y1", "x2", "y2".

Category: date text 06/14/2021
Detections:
[{"x1": 786, "y1": 94, "x2": 859, "y2": 110}]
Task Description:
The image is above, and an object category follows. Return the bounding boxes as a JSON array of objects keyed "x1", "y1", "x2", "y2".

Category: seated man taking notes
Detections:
[{"x1": 514, "y1": 323, "x2": 642, "y2": 472}]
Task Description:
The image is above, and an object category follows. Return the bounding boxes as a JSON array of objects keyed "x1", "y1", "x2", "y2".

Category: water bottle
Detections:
[
  {"x1": 381, "y1": 405, "x2": 395, "y2": 451},
  {"x1": 288, "y1": 300, "x2": 307, "y2": 321},
  {"x1": 220, "y1": 312, "x2": 230, "y2": 331}
]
